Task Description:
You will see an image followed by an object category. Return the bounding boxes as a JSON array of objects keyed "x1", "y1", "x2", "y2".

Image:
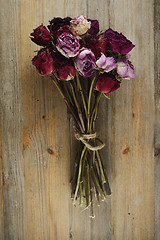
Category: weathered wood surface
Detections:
[
  {"x1": 154, "y1": 1, "x2": 160, "y2": 240},
  {"x1": 0, "y1": 0, "x2": 156, "y2": 239}
]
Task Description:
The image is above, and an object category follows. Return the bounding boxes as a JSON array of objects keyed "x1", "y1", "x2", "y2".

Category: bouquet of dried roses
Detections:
[{"x1": 30, "y1": 15, "x2": 135, "y2": 217}]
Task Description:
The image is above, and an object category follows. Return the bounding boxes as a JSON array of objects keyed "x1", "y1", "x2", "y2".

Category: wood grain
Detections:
[
  {"x1": 0, "y1": 0, "x2": 156, "y2": 239},
  {"x1": 108, "y1": 1, "x2": 155, "y2": 239},
  {"x1": 154, "y1": 1, "x2": 160, "y2": 239}
]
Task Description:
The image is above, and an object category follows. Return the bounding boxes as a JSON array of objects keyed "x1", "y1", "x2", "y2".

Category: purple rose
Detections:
[
  {"x1": 96, "y1": 53, "x2": 117, "y2": 72},
  {"x1": 56, "y1": 32, "x2": 80, "y2": 58},
  {"x1": 48, "y1": 17, "x2": 72, "y2": 32},
  {"x1": 104, "y1": 28, "x2": 135, "y2": 54},
  {"x1": 74, "y1": 48, "x2": 96, "y2": 77},
  {"x1": 117, "y1": 58, "x2": 135, "y2": 79},
  {"x1": 32, "y1": 49, "x2": 54, "y2": 75},
  {"x1": 88, "y1": 19, "x2": 99, "y2": 36},
  {"x1": 30, "y1": 24, "x2": 51, "y2": 46},
  {"x1": 96, "y1": 73, "x2": 120, "y2": 93}
]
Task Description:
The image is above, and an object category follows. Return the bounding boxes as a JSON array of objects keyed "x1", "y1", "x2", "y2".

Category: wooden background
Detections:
[{"x1": 0, "y1": 0, "x2": 159, "y2": 239}]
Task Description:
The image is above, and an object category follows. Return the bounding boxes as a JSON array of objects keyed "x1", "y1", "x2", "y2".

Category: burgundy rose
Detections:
[
  {"x1": 74, "y1": 48, "x2": 96, "y2": 77},
  {"x1": 32, "y1": 49, "x2": 54, "y2": 75},
  {"x1": 56, "y1": 32, "x2": 80, "y2": 58},
  {"x1": 30, "y1": 24, "x2": 51, "y2": 46},
  {"x1": 96, "y1": 73, "x2": 120, "y2": 93},
  {"x1": 88, "y1": 19, "x2": 99, "y2": 36},
  {"x1": 48, "y1": 17, "x2": 72, "y2": 32},
  {"x1": 53, "y1": 55, "x2": 76, "y2": 80},
  {"x1": 104, "y1": 28, "x2": 135, "y2": 55},
  {"x1": 87, "y1": 36, "x2": 107, "y2": 59},
  {"x1": 52, "y1": 25, "x2": 71, "y2": 42}
]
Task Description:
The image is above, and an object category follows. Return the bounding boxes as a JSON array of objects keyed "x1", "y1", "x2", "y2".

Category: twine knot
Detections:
[{"x1": 73, "y1": 125, "x2": 105, "y2": 151}]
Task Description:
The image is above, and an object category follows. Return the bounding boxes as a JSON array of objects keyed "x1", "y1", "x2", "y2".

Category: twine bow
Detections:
[{"x1": 73, "y1": 125, "x2": 105, "y2": 151}]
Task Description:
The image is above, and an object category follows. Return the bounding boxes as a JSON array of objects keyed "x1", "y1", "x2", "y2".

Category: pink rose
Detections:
[
  {"x1": 96, "y1": 53, "x2": 117, "y2": 72},
  {"x1": 117, "y1": 58, "x2": 135, "y2": 79},
  {"x1": 96, "y1": 73, "x2": 120, "y2": 93},
  {"x1": 70, "y1": 15, "x2": 91, "y2": 36},
  {"x1": 32, "y1": 49, "x2": 54, "y2": 75}
]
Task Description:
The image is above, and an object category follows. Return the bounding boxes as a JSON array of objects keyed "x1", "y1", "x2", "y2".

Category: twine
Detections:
[{"x1": 73, "y1": 125, "x2": 105, "y2": 151}]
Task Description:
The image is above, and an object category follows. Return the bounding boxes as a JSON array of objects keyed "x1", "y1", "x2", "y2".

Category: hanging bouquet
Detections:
[{"x1": 30, "y1": 15, "x2": 135, "y2": 217}]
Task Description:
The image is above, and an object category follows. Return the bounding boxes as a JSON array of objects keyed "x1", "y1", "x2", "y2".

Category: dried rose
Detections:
[
  {"x1": 117, "y1": 56, "x2": 135, "y2": 79},
  {"x1": 74, "y1": 48, "x2": 96, "y2": 77},
  {"x1": 53, "y1": 55, "x2": 76, "y2": 80},
  {"x1": 30, "y1": 24, "x2": 51, "y2": 46},
  {"x1": 70, "y1": 15, "x2": 91, "y2": 36},
  {"x1": 96, "y1": 53, "x2": 117, "y2": 72},
  {"x1": 32, "y1": 49, "x2": 53, "y2": 75},
  {"x1": 96, "y1": 73, "x2": 120, "y2": 93},
  {"x1": 56, "y1": 32, "x2": 80, "y2": 58},
  {"x1": 87, "y1": 36, "x2": 107, "y2": 59},
  {"x1": 48, "y1": 17, "x2": 72, "y2": 32},
  {"x1": 104, "y1": 28, "x2": 135, "y2": 54},
  {"x1": 88, "y1": 19, "x2": 99, "y2": 36}
]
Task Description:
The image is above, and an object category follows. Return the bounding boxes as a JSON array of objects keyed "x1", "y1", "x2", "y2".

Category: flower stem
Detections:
[
  {"x1": 69, "y1": 81, "x2": 85, "y2": 132},
  {"x1": 76, "y1": 72, "x2": 88, "y2": 119},
  {"x1": 96, "y1": 151, "x2": 106, "y2": 184},
  {"x1": 73, "y1": 146, "x2": 87, "y2": 203},
  {"x1": 50, "y1": 75, "x2": 83, "y2": 132},
  {"x1": 87, "y1": 73, "x2": 97, "y2": 132}
]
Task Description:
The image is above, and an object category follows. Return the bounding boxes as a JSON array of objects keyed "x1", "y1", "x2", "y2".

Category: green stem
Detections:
[
  {"x1": 89, "y1": 92, "x2": 103, "y2": 133},
  {"x1": 76, "y1": 72, "x2": 88, "y2": 119},
  {"x1": 73, "y1": 146, "x2": 87, "y2": 203},
  {"x1": 69, "y1": 81, "x2": 85, "y2": 132},
  {"x1": 84, "y1": 163, "x2": 90, "y2": 207},
  {"x1": 50, "y1": 75, "x2": 83, "y2": 132},
  {"x1": 79, "y1": 181, "x2": 83, "y2": 205},
  {"x1": 91, "y1": 167, "x2": 105, "y2": 200},
  {"x1": 96, "y1": 151, "x2": 106, "y2": 184},
  {"x1": 87, "y1": 73, "x2": 97, "y2": 132},
  {"x1": 93, "y1": 92, "x2": 103, "y2": 132}
]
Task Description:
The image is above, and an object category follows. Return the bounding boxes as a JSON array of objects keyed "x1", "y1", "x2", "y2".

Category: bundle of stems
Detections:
[{"x1": 50, "y1": 71, "x2": 111, "y2": 218}]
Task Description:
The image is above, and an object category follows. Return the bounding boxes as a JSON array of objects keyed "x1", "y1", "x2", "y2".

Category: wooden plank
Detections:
[
  {"x1": 0, "y1": 0, "x2": 70, "y2": 239},
  {"x1": 0, "y1": 2, "x2": 26, "y2": 238},
  {"x1": 107, "y1": 0, "x2": 155, "y2": 239},
  {"x1": 154, "y1": 1, "x2": 160, "y2": 239},
  {"x1": 0, "y1": 110, "x2": 4, "y2": 240}
]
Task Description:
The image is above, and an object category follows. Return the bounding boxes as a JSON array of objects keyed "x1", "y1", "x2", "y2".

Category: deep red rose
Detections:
[
  {"x1": 96, "y1": 73, "x2": 120, "y2": 93},
  {"x1": 104, "y1": 28, "x2": 135, "y2": 55},
  {"x1": 53, "y1": 55, "x2": 76, "y2": 80},
  {"x1": 87, "y1": 35, "x2": 107, "y2": 59},
  {"x1": 48, "y1": 17, "x2": 72, "y2": 32},
  {"x1": 30, "y1": 24, "x2": 51, "y2": 46},
  {"x1": 52, "y1": 25, "x2": 71, "y2": 43},
  {"x1": 32, "y1": 49, "x2": 54, "y2": 75},
  {"x1": 88, "y1": 19, "x2": 99, "y2": 36}
]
